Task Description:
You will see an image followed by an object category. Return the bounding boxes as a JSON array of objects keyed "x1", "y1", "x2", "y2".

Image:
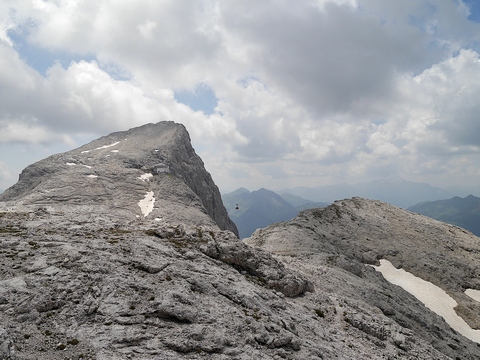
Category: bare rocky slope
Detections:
[
  {"x1": 0, "y1": 121, "x2": 237, "y2": 236},
  {"x1": 0, "y1": 122, "x2": 479, "y2": 359},
  {"x1": 246, "y1": 197, "x2": 480, "y2": 359}
]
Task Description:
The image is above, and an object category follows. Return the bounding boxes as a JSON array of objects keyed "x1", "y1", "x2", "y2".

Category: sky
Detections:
[{"x1": 1, "y1": 0, "x2": 480, "y2": 194}]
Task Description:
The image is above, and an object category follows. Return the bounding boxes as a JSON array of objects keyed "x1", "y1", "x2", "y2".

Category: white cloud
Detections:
[
  {"x1": 0, "y1": 161, "x2": 12, "y2": 184},
  {"x1": 0, "y1": 121, "x2": 73, "y2": 144},
  {"x1": 2, "y1": 0, "x2": 480, "y2": 193},
  {"x1": 136, "y1": 19, "x2": 158, "y2": 39},
  {"x1": 411, "y1": 49, "x2": 480, "y2": 148}
]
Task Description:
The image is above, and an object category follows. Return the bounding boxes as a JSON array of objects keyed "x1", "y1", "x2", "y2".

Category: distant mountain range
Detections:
[
  {"x1": 281, "y1": 177, "x2": 453, "y2": 208},
  {"x1": 222, "y1": 178, "x2": 478, "y2": 238},
  {"x1": 408, "y1": 195, "x2": 480, "y2": 236},
  {"x1": 222, "y1": 188, "x2": 327, "y2": 238}
]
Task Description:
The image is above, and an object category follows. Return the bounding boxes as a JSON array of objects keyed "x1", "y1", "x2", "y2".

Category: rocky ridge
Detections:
[
  {"x1": 0, "y1": 210, "x2": 317, "y2": 359},
  {"x1": 246, "y1": 197, "x2": 480, "y2": 359},
  {"x1": 0, "y1": 122, "x2": 237, "y2": 236},
  {"x1": 0, "y1": 122, "x2": 478, "y2": 359}
]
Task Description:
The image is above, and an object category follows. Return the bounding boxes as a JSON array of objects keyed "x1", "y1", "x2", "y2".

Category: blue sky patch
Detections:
[
  {"x1": 174, "y1": 83, "x2": 218, "y2": 115},
  {"x1": 464, "y1": 0, "x2": 480, "y2": 23},
  {"x1": 8, "y1": 30, "x2": 96, "y2": 77}
]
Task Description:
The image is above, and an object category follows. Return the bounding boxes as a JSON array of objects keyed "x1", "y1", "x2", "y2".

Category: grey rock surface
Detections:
[
  {"x1": 0, "y1": 123, "x2": 477, "y2": 359},
  {"x1": 246, "y1": 197, "x2": 480, "y2": 359},
  {"x1": 0, "y1": 121, "x2": 238, "y2": 236},
  {"x1": 0, "y1": 209, "x2": 452, "y2": 359}
]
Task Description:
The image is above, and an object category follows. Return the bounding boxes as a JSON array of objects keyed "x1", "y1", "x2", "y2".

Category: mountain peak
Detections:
[
  {"x1": 0, "y1": 121, "x2": 238, "y2": 235},
  {"x1": 227, "y1": 187, "x2": 250, "y2": 196},
  {"x1": 245, "y1": 197, "x2": 480, "y2": 357}
]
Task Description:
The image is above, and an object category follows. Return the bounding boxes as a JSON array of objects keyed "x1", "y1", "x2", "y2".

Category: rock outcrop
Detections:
[
  {"x1": 0, "y1": 210, "x2": 317, "y2": 359},
  {"x1": 246, "y1": 197, "x2": 480, "y2": 359},
  {"x1": 0, "y1": 122, "x2": 238, "y2": 236},
  {"x1": 1, "y1": 123, "x2": 479, "y2": 359}
]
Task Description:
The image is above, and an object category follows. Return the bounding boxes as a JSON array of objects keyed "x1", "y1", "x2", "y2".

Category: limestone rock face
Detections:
[
  {"x1": 246, "y1": 197, "x2": 480, "y2": 359},
  {"x1": 0, "y1": 121, "x2": 238, "y2": 236},
  {"x1": 0, "y1": 209, "x2": 450, "y2": 360},
  {"x1": 1, "y1": 123, "x2": 478, "y2": 359}
]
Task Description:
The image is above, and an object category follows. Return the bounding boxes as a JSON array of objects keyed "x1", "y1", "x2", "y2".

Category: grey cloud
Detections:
[
  {"x1": 220, "y1": 0, "x2": 435, "y2": 117},
  {"x1": 417, "y1": 50, "x2": 480, "y2": 149},
  {"x1": 431, "y1": 112, "x2": 480, "y2": 149},
  {"x1": 3, "y1": 0, "x2": 480, "y2": 192},
  {"x1": 234, "y1": 119, "x2": 302, "y2": 161}
]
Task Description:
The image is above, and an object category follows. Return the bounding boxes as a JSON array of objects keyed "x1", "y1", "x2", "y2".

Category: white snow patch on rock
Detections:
[
  {"x1": 138, "y1": 191, "x2": 155, "y2": 217},
  {"x1": 111, "y1": 150, "x2": 119, "y2": 153},
  {"x1": 66, "y1": 163, "x2": 76, "y2": 166},
  {"x1": 98, "y1": 142, "x2": 120, "y2": 150},
  {"x1": 81, "y1": 141, "x2": 120, "y2": 153},
  {"x1": 83, "y1": 165, "x2": 92, "y2": 169},
  {"x1": 87, "y1": 175, "x2": 98, "y2": 178},
  {"x1": 372, "y1": 259, "x2": 480, "y2": 343},
  {"x1": 138, "y1": 173, "x2": 153, "y2": 182},
  {"x1": 465, "y1": 289, "x2": 480, "y2": 303}
]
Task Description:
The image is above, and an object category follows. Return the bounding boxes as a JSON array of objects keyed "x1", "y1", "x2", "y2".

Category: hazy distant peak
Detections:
[
  {"x1": 282, "y1": 178, "x2": 453, "y2": 208},
  {"x1": 226, "y1": 187, "x2": 250, "y2": 196},
  {"x1": 408, "y1": 194, "x2": 480, "y2": 236}
]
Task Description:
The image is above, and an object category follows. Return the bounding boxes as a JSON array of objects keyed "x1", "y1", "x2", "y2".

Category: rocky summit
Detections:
[
  {"x1": 246, "y1": 197, "x2": 480, "y2": 359},
  {"x1": 0, "y1": 122, "x2": 237, "y2": 236},
  {"x1": 0, "y1": 122, "x2": 480, "y2": 359}
]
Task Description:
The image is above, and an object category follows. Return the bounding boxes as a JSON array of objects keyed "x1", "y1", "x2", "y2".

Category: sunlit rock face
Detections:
[
  {"x1": 1, "y1": 123, "x2": 479, "y2": 359},
  {"x1": 0, "y1": 121, "x2": 238, "y2": 235},
  {"x1": 246, "y1": 197, "x2": 480, "y2": 359}
]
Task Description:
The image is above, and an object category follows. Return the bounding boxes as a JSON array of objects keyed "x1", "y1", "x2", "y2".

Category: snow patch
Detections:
[
  {"x1": 372, "y1": 259, "x2": 480, "y2": 343},
  {"x1": 98, "y1": 141, "x2": 120, "y2": 150},
  {"x1": 67, "y1": 162, "x2": 92, "y2": 169},
  {"x1": 81, "y1": 141, "x2": 120, "y2": 153},
  {"x1": 138, "y1": 173, "x2": 153, "y2": 182},
  {"x1": 138, "y1": 191, "x2": 155, "y2": 217},
  {"x1": 111, "y1": 150, "x2": 119, "y2": 153},
  {"x1": 87, "y1": 175, "x2": 98, "y2": 178},
  {"x1": 465, "y1": 289, "x2": 480, "y2": 302}
]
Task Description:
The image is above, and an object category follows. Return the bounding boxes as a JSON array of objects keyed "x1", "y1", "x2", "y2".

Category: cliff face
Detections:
[{"x1": 0, "y1": 121, "x2": 238, "y2": 236}]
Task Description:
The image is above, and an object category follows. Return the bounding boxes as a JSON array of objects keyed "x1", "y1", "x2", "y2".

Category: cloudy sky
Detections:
[{"x1": 1, "y1": 0, "x2": 480, "y2": 194}]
